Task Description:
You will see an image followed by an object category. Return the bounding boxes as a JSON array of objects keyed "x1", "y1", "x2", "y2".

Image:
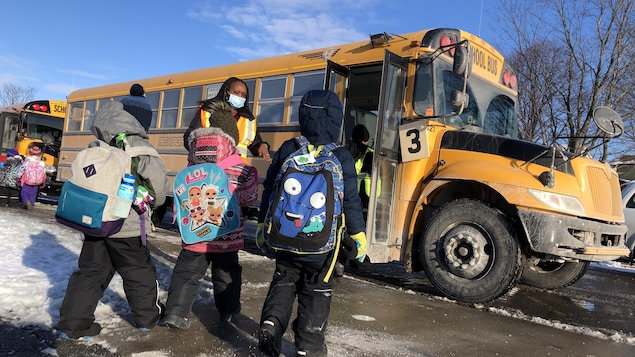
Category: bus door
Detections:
[
  {"x1": 367, "y1": 51, "x2": 408, "y2": 260},
  {"x1": 325, "y1": 60, "x2": 349, "y2": 144},
  {"x1": 0, "y1": 111, "x2": 19, "y2": 154}
]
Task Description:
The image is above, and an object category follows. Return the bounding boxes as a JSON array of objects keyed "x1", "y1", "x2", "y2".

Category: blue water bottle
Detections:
[{"x1": 113, "y1": 173, "x2": 136, "y2": 218}]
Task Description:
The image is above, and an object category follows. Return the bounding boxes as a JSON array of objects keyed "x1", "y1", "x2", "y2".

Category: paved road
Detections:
[{"x1": 2, "y1": 204, "x2": 635, "y2": 356}]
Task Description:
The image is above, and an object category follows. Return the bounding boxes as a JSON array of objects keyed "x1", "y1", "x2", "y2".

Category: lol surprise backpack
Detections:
[
  {"x1": 262, "y1": 136, "x2": 345, "y2": 254},
  {"x1": 173, "y1": 158, "x2": 243, "y2": 244}
]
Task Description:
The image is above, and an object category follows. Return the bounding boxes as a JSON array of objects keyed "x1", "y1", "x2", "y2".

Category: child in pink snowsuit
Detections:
[{"x1": 20, "y1": 143, "x2": 46, "y2": 209}]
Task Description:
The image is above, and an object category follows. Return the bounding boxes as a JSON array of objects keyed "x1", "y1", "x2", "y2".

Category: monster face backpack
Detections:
[{"x1": 262, "y1": 136, "x2": 345, "y2": 254}]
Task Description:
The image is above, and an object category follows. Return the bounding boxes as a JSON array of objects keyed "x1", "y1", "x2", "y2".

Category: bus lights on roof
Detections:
[
  {"x1": 503, "y1": 70, "x2": 517, "y2": 88},
  {"x1": 30, "y1": 103, "x2": 49, "y2": 112},
  {"x1": 440, "y1": 35, "x2": 457, "y2": 56}
]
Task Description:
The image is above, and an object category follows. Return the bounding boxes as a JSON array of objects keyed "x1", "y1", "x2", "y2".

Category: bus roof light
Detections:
[
  {"x1": 32, "y1": 104, "x2": 41, "y2": 111},
  {"x1": 503, "y1": 71, "x2": 518, "y2": 88},
  {"x1": 439, "y1": 35, "x2": 457, "y2": 56}
]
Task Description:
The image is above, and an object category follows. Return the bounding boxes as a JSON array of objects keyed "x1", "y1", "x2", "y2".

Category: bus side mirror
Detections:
[
  {"x1": 451, "y1": 91, "x2": 469, "y2": 110},
  {"x1": 593, "y1": 106, "x2": 623, "y2": 138},
  {"x1": 453, "y1": 43, "x2": 472, "y2": 78}
]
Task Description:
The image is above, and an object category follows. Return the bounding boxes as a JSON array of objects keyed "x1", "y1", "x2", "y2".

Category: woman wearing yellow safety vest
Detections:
[
  {"x1": 184, "y1": 77, "x2": 271, "y2": 162},
  {"x1": 336, "y1": 124, "x2": 374, "y2": 277},
  {"x1": 345, "y1": 124, "x2": 374, "y2": 209}
]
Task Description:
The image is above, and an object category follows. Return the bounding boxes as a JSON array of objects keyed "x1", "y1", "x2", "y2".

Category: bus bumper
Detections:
[{"x1": 517, "y1": 209, "x2": 630, "y2": 261}]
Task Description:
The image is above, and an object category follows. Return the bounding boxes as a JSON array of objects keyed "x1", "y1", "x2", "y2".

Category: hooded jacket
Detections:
[
  {"x1": 257, "y1": 90, "x2": 366, "y2": 237},
  {"x1": 90, "y1": 101, "x2": 169, "y2": 239}
]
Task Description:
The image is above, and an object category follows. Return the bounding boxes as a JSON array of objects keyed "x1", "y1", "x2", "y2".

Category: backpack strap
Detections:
[
  {"x1": 123, "y1": 145, "x2": 160, "y2": 246},
  {"x1": 295, "y1": 136, "x2": 310, "y2": 148},
  {"x1": 125, "y1": 145, "x2": 160, "y2": 158},
  {"x1": 216, "y1": 154, "x2": 245, "y2": 194}
]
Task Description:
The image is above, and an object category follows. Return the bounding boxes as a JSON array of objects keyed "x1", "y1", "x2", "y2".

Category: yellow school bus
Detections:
[
  {"x1": 59, "y1": 28, "x2": 630, "y2": 303},
  {"x1": 0, "y1": 99, "x2": 66, "y2": 187}
]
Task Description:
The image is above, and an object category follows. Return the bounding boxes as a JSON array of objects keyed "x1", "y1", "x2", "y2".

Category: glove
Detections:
[
  {"x1": 349, "y1": 232, "x2": 368, "y2": 263},
  {"x1": 255, "y1": 223, "x2": 273, "y2": 258},
  {"x1": 340, "y1": 233, "x2": 359, "y2": 263},
  {"x1": 133, "y1": 186, "x2": 154, "y2": 214}
]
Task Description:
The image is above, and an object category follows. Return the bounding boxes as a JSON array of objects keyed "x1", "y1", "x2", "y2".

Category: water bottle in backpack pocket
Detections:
[{"x1": 112, "y1": 174, "x2": 136, "y2": 218}]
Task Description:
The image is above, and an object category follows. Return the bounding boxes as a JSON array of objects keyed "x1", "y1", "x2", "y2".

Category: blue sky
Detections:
[{"x1": 0, "y1": 0, "x2": 492, "y2": 102}]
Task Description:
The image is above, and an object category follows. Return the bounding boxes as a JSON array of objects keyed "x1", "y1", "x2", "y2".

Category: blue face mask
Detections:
[{"x1": 227, "y1": 93, "x2": 246, "y2": 108}]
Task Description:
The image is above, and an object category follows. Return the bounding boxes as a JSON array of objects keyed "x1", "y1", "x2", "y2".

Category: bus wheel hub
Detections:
[{"x1": 443, "y1": 228, "x2": 489, "y2": 279}]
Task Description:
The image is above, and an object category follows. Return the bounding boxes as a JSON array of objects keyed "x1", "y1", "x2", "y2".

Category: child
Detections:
[
  {"x1": 0, "y1": 150, "x2": 23, "y2": 206},
  {"x1": 256, "y1": 90, "x2": 367, "y2": 357},
  {"x1": 58, "y1": 94, "x2": 169, "y2": 339},
  {"x1": 163, "y1": 101, "x2": 258, "y2": 329},
  {"x1": 20, "y1": 143, "x2": 46, "y2": 209}
]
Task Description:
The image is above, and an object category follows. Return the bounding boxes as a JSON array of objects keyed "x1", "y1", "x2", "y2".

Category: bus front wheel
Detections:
[
  {"x1": 420, "y1": 199, "x2": 524, "y2": 303},
  {"x1": 520, "y1": 259, "x2": 589, "y2": 290}
]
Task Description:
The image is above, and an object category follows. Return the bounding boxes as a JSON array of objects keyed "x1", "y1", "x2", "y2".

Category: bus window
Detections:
[
  {"x1": 1, "y1": 113, "x2": 18, "y2": 150},
  {"x1": 83, "y1": 100, "x2": 97, "y2": 131},
  {"x1": 245, "y1": 79, "x2": 256, "y2": 112},
  {"x1": 441, "y1": 70, "x2": 479, "y2": 129},
  {"x1": 146, "y1": 91, "x2": 160, "y2": 129},
  {"x1": 258, "y1": 76, "x2": 287, "y2": 124},
  {"x1": 68, "y1": 102, "x2": 83, "y2": 131},
  {"x1": 180, "y1": 86, "x2": 203, "y2": 128},
  {"x1": 161, "y1": 89, "x2": 180, "y2": 128},
  {"x1": 484, "y1": 95, "x2": 516, "y2": 137},
  {"x1": 289, "y1": 71, "x2": 325, "y2": 124},
  {"x1": 26, "y1": 113, "x2": 63, "y2": 142}
]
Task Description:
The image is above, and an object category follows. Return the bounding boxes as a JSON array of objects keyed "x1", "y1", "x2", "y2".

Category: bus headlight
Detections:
[
  {"x1": 44, "y1": 165, "x2": 57, "y2": 174},
  {"x1": 528, "y1": 189, "x2": 586, "y2": 216}
]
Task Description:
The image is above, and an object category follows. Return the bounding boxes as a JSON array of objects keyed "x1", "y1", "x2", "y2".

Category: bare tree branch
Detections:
[{"x1": 0, "y1": 83, "x2": 38, "y2": 107}]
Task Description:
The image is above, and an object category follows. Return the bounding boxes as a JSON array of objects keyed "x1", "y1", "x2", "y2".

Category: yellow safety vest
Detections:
[
  {"x1": 355, "y1": 147, "x2": 374, "y2": 197},
  {"x1": 201, "y1": 109, "x2": 257, "y2": 158},
  {"x1": 235, "y1": 115, "x2": 257, "y2": 157}
]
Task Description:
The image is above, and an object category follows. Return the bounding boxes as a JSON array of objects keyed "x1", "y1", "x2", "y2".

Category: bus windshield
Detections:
[
  {"x1": 24, "y1": 112, "x2": 63, "y2": 142},
  {"x1": 413, "y1": 56, "x2": 517, "y2": 138}
]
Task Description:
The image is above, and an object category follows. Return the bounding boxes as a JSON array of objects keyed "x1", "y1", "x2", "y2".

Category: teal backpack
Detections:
[{"x1": 173, "y1": 157, "x2": 242, "y2": 244}]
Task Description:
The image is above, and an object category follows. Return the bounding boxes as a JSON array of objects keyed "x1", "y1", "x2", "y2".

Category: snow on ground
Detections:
[{"x1": 1, "y1": 204, "x2": 634, "y2": 355}]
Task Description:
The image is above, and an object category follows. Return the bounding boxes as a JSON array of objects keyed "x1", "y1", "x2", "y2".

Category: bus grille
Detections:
[{"x1": 587, "y1": 166, "x2": 622, "y2": 217}]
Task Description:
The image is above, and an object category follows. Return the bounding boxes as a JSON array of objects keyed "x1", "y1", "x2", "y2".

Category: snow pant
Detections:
[
  {"x1": 260, "y1": 252, "x2": 335, "y2": 355},
  {"x1": 20, "y1": 184, "x2": 38, "y2": 206},
  {"x1": 59, "y1": 235, "x2": 163, "y2": 332},
  {"x1": 165, "y1": 249, "x2": 242, "y2": 318},
  {"x1": 0, "y1": 186, "x2": 19, "y2": 206}
]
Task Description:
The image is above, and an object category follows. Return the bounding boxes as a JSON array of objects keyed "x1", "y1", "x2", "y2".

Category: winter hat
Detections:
[
  {"x1": 7, "y1": 148, "x2": 18, "y2": 157},
  {"x1": 130, "y1": 83, "x2": 145, "y2": 96},
  {"x1": 121, "y1": 83, "x2": 152, "y2": 132},
  {"x1": 201, "y1": 101, "x2": 239, "y2": 144},
  {"x1": 28, "y1": 142, "x2": 43, "y2": 155},
  {"x1": 352, "y1": 124, "x2": 370, "y2": 142}
]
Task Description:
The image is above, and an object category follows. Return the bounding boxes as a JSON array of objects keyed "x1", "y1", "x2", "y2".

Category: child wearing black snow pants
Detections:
[{"x1": 256, "y1": 90, "x2": 368, "y2": 357}]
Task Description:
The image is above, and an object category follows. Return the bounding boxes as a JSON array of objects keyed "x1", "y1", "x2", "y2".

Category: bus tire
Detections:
[
  {"x1": 520, "y1": 259, "x2": 589, "y2": 290},
  {"x1": 420, "y1": 199, "x2": 523, "y2": 303}
]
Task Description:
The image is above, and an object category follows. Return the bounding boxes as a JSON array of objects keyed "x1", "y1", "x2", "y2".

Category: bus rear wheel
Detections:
[
  {"x1": 520, "y1": 259, "x2": 590, "y2": 290},
  {"x1": 420, "y1": 199, "x2": 524, "y2": 303}
]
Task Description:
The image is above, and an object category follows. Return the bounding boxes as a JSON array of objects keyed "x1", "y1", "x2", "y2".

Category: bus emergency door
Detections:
[{"x1": 368, "y1": 51, "x2": 408, "y2": 259}]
